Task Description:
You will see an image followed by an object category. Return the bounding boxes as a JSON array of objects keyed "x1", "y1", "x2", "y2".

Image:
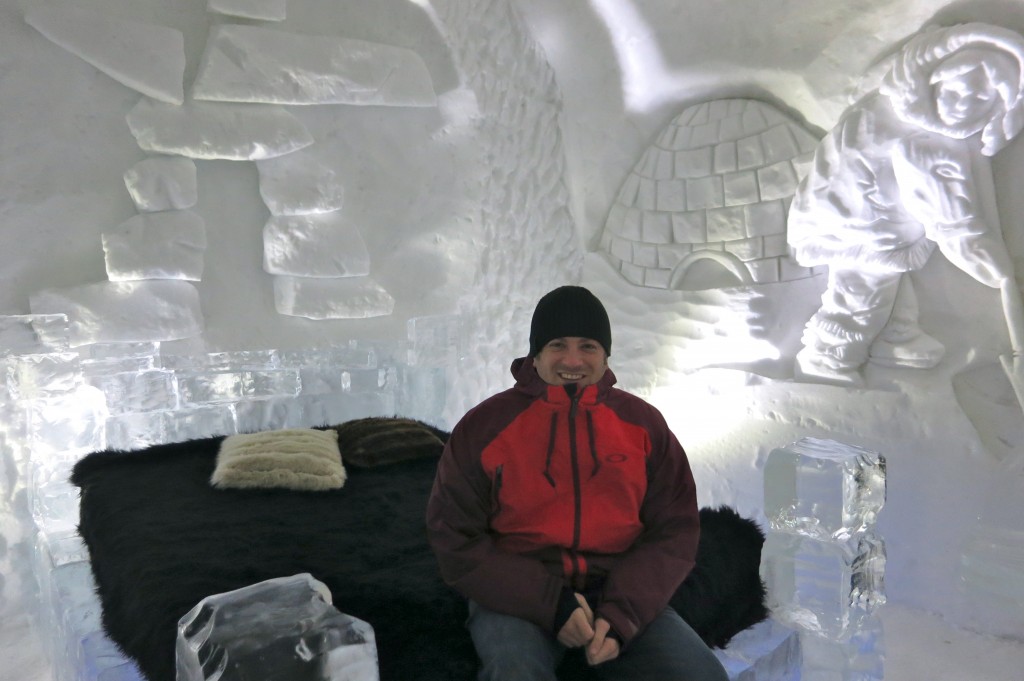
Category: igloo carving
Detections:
[{"x1": 599, "y1": 98, "x2": 821, "y2": 291}]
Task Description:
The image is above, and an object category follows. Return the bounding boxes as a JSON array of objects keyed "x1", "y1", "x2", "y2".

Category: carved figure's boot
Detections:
[
  {"x1": 868, "y1": 331, "x2": 945, "y2": 368},
  {"x1": 868, "y1": 277, "x2": 944, "y2": 368},
  {"x1": 794, "y1": 346, "x2": 865, "y2": 387}
]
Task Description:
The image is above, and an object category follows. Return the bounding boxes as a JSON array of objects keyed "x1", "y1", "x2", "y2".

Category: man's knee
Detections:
[{"x1": 467, "y1": 601, "x2": 562, "y2": 681}]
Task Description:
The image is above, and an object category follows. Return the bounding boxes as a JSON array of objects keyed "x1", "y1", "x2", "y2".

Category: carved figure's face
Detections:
[
  {"x1": 933, "y1": 65, "x2": 998, "y2": 130},
  {"x1": 534, "y1": 337, "x2": 608, "y2": 387}
]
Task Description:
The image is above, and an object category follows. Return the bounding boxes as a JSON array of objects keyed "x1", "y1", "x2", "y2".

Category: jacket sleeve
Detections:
[
  {"x1": 425, "y1": 413, "x2": 566, "y2": 631},
  {"x1": 595, "y1": 408, "x2": 700, "y2": 646}
]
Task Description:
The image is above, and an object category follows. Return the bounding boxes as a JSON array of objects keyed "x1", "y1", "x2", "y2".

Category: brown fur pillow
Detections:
[{"x1": 329, "y1": 417, "x2": 446, "y2": 468}]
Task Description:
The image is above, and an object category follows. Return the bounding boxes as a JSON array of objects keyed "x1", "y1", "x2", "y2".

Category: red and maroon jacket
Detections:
[{"x1": 426, "y1": 356, "x2": 700, "y2": 645}]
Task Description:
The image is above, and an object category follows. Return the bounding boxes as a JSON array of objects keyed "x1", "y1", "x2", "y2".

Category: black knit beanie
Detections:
[{"x1": 529, "y1": 286, "x2": 612, "y2": 357}]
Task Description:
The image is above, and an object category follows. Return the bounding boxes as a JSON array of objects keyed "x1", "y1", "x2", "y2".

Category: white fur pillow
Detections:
[{"x1": 211, "y1": 428, "x2": 346, "y2": 491}]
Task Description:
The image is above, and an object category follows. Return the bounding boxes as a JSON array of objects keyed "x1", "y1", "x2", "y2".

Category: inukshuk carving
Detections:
[{"x1": 788, "y1": 23, "x2": 1024, "y2": 386}]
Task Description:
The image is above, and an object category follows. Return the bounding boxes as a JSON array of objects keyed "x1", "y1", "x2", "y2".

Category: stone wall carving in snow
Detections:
[
  {"x1": 125, "y1": 100, "x2": 316, "y2": 161},
  {"x1": 29, "y1": 281, "x2": 204, "y2": 347},
  {"x1": 192, "y1": 24, "x2": 437, "y2": 107},
  {"x1": 124, "y1": 157, "x2": 198, "y2": 212},
  {"x1": 25, "y1": 5, "x2": 186, "y2": 105},
  {"x1": 208, "y1": 0, "x2": 287, "y2": 22},
  {"x1": 102, "y1": 211, "x2": 207, "y2": 282},
  {"x1": 788, "y1": 23, "x2": 1024, "y2": 387},
  {"x1": 24, "y1": 1, "x2": 448, "y2": 325},
  {"x1": 599, "y1": 99, "x2": 821, "y2": 291}
]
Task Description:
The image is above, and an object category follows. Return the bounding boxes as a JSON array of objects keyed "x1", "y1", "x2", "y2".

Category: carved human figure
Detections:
[{"x1": 788, "y1": 24, "x2": 1024, "y2": 386}]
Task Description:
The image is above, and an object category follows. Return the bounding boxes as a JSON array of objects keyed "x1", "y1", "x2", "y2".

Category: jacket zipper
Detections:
[{"x1": 568, "y1": 391, "x2": 583, "y2": 586}]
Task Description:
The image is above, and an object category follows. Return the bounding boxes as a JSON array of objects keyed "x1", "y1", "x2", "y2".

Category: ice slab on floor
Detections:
[
  {"x1": 800, "y1": 614, "x2": 885, "y2": 681},
  {"x1": 103, "y1": 211, "x2": 207, "y2": 282},
  {"x1": 256, "y1": 151, "x2": 345, "y2": 215},
  {"x1": 263, "y1": 213, "x2": 370, "y2": 277},
  {"x1": 25, "y1": 5, "x2": 185, "y2": 104},
  {"x1": 192, "y1": 24, "x2": 436, "y2": 107},
  {"x1": 124, "y1": 157, "x2": 198, "y2": 212},
  {"x1": 29, "y1": 281, "x2": 204, "y2": 347},
  {"x1": 33, "y1": 532, "x2": 145, "y2": 681},
  {"x1": 273, "y1": 276, "x2": 395, "y2": 319},
  {"x1": 713, "y1": 618, "x2": 801, "y2": 680},
  {"x1": 176, "y1": 573, "x2": 379, "y2": 681},
  {"x1": 126, "y1": 100, "x2": 313, "y2": 160},
  {"x1": 761, "y1": 530, "x2": 886, "y2": 641},
  {"x1": 208, "y1": 0, "x2": 287, "y2": 21},
  {"x1": 764, "y1": 437, "x2": 886, "y2": 541}
]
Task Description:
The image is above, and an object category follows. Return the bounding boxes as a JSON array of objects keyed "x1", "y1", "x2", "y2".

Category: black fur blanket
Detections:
[{"x1": 71, "y1": 420, "x2": 767, "y2": 681}]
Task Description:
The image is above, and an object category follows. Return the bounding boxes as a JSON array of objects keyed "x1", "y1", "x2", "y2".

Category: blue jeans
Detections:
[{"x1": 467, "y1": 601, "x2": 729, "y2": 681}]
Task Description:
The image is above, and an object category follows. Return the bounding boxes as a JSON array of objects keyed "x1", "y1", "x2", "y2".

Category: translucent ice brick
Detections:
[
  {"x1": 299, "y1": 390, "x2": 394, "y2": 427},
  {"x1": 233, "y1": 398, "x2": 305, "y2": 433},
  {"x1": 178, "y1": 371, "x2": 245, "y2": 404},
  {"x1": 105, "y1": 411, "x2": 171, "y2": 452},
  {"x1": 285, "y1": 346, "x2": 377, "y2": 395},
  {"x1": 5, "y1": 352, "x2": 82, "y2": 400},
  {"x1": 166, "y1": 405, "x2": 238, "y2": 443},
  {"x1": 202, "y1": 349, "x2": 282, "y2": 371},
  {"x1": 79, "y1": 341, "x2": 159, "y2": 373},
  {"x1": 78, "y1": 630, "x2": 145, "y2": 681},
  {"x1": 764, "y1": 437, "x2": 885, "y2": 541},
  {"x1": 339, "y1": 369, "x2": 389, "y2": 393},
  {"x1": 178, "y1": 369, "x2": 300, "y2": 405},
  {"x1": 26, "y1": 386, "x2": 108, "y2": 458},
  {"x1": 29, "y1": 459, "x2": 83, "y2": 538},
  {"x1": 86, "y1": 369, "x2": 179, "y2": 416},
  {"x1": 407, "y1": 315, "x2": 463, "y2": 368},
  {"x1": 0, "y1": 314, "x2": 70, "y2": 357},
  {"x1": 395, "y1": 365, "x2": 447, "y2": 428},
  {"x1": 760, "y1": 530, "x2": 886, "y2": 641},
  {"x1": 244, "y1": 369, "x2": 301, "y2": 399},
  {"x1": 279, "y1": 344, "x2": 375, "y2": 371},
  {"x1": 176, "y1": 573, "x2": 379, "y2": 681}
]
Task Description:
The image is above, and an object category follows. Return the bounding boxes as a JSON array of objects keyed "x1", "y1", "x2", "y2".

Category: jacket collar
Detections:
[{"x1": 510, "y1": 356, "x2": 616, "y2": 404}]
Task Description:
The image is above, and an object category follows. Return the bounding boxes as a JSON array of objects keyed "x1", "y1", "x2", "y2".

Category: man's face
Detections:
[
  {"x1": 933, "y1": 64, "x2": 997, "y2": 130},
  {"x1": 534, "y1": 337, "x2": 608, "y2": 387}
]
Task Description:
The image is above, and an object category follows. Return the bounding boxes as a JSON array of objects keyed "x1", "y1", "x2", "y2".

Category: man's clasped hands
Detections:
[{"x1": 556, "y1": 592, "x2": 621, "y2": 665}]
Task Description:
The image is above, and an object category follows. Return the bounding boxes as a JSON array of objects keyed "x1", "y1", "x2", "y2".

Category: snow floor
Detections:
[{"x1": 2, "y1": 597, "x2": 1023, "y2": 680}]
